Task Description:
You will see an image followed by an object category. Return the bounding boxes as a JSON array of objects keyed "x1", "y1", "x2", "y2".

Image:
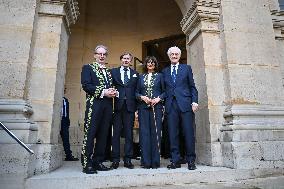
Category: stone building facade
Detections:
[{"x1": 0, "y1": 0, "x2": 283, "y2": 188}]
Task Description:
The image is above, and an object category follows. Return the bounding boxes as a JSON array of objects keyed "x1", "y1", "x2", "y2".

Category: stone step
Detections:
[{"x1": 25, "y1": 160, "x2": 284, "y2": 189}]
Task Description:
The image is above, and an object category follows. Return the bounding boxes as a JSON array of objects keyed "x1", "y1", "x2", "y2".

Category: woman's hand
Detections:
[
  {"x1": 151, "y1": 97, "x2": 161, "y2": 106},
  {"x1": 140, "y1": 96, "x2": 151, "y2": 105}
]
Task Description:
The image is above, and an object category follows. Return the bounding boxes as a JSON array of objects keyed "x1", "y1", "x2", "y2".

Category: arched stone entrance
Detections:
[
  {"x1": 1, "y1": 0, "x2": 284, "y2": 188},
  {"x1": 64, "y1": 0, "x2": 224, "y2": 167}
]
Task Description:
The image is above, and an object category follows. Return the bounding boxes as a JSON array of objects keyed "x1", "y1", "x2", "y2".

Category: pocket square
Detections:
[{"x1": 133, "y1": 74, "x2": 137, "y2": 77}]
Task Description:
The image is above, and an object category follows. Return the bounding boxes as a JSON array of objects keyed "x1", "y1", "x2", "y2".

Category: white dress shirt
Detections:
[
  {"x1": 120, "y1": 66, "x2": 130, "y2": 84},
  {"x1": 170, "y1": 62, "x2": 179, "y2": 75}
]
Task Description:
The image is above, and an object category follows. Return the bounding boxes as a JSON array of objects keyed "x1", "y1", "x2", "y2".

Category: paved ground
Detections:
[
  {"x1": 122, "y1": 175, "x2": 284, "y2": 189},
  {"x1": 26, "y1": 159, "x2": 284, "y2": 189}
]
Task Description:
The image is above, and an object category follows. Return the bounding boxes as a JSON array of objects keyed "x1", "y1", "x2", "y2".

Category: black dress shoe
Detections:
[
  {"x1": 110, "y1": 162, "x2": 119, "y2": 169},
  {"x1": 167, "y1": 162, "x2": 181, "y2": 169},
  {"x1": 124, "y1": 161, "x2": 134, "y2": 169},
  {"x1": 188, "y1": 162, "x2": 197, "y2": 170},
  {"x1": 179, "y1": 158, "x2": 187, "y2": 164},
  {"x1": 65, "y1": 156, "x2": 79, "y2": 161},
  {"x1": 151, "y1": 164, "x2": 160, "y2": 169},
  {"x1": 93, "y1": 163, "x2": 111, "y2": 171},
  {"x1": 82, "y1": 166, "x2": 97, "y2": 174},
  {"x1": 141, "y1": 165, "x2": 151, "y2": 169}
]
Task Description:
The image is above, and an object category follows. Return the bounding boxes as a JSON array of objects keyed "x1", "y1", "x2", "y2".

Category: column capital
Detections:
[
  {"x1": 39, "y1": 0, "x2": 79, "y2": 27},
  {"x1": 180, "y1": 0, "x2": 220, "y2": 42}
]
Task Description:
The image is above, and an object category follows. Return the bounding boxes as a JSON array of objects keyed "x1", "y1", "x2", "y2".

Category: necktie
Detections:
[
  {"x1": 172, "y1": 65, "x2": 177, "y2": 83},
  {"x1": 124, "y1": 67, "x2": 129, "y2": 84}
]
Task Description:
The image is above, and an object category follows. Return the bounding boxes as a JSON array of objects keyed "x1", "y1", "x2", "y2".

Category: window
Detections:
[{"x1": 279, "y1": 0, "x2": 284, "y2": 10}]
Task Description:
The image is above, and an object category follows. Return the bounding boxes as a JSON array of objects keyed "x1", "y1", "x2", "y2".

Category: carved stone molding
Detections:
[
  {"x1": 39, "y1": 0, "x2": 79, "y2": 27},
  {"x1": 65, "y1": 0, "x2": 80, "y2": 26},
  {"x1": 180, "y1": 0, "x2": 220, "y2": 42},
  {"x1": 271, "y1": 10, "x2": 284, "y2": 40},
  {"x1": 221, "y1": 104, "x2": 284, "y2": 131},
  {"x1": 0, "y1": 99, "x2": 33, "y2": 120},
  {"x1": 0, "y1": 99, "x2": 37, "y2": 144}
]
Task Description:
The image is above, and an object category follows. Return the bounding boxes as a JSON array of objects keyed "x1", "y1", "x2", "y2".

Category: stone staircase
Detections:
[{"x1": 25, "y1": 159, "x2": 284, "y2": 189}]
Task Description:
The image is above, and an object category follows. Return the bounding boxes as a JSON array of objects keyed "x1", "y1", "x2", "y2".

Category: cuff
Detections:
[
  {"x1": 191, "y1": 102, "x2": 198, "y2": 106},
  {"x1": 100, "y1": 89, "x2": 108, "y2": 98}
]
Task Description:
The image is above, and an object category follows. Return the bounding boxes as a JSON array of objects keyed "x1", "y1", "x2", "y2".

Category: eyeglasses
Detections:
[
  {"x1": 170, "y1": 53, "x2": 180, "y2": 56},
  {"x1": 95, "y1": 53, "x2": 107, "y2": 57},
  {"x1": 146, "y1": 61, "x2": 156, "y2": 65}
]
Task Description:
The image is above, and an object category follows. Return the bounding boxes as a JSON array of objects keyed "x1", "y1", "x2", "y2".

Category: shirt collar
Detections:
[
  {"x1": 120, "y1": 66, "x2": 129, "y2": 71},
  {"x1": 171, "y1": 62, "x2": 179, "y2": 67},
  {"x1": 171, "y1": 63, "x2": 179, "y2": 70},
  {"x1": 98, "y1": 63, "x2": 106, "y2": 69}
]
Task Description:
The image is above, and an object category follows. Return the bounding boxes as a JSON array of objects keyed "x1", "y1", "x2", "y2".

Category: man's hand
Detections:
[
  {"x1": 192, "y1": 103, "x2": 198, "y2": 112},
  {"x1": 104, "y1": 88, "x2": 117, "y2": 98}
]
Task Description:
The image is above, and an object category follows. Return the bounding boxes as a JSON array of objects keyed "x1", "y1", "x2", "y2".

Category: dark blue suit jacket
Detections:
[
  {"x1": 111, "y1": 67, "x2": 138, "y2": 112},
  {"x1": 162, "y1": 64, "x2": 198, "y2": 113},
  {"x1": 136, "y1": 73, "x2": 166, "y2": 110}
]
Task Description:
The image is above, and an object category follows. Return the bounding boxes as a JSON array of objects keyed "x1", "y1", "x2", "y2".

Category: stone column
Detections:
[
  {"x1": 181, "y1": 0, "x2": 224, "y2": 166},
  {"x1": 0, "y1": 0, "x2": 39, "y2": 188},
  {"x1": 181, "y1": 0, "x2": 284, "y2": 170},
  {"x1": 0, "y1": 0, "x2": 79, "y2": 188},
  {"x1": 219, "y1": 0, "x2": 284, "y2": 169}
]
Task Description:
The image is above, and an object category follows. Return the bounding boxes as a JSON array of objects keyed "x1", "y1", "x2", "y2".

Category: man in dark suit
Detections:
[
  {"x1": 162, "y1": 46, "x2": 198, "y2": 170},
  {"x1": 61, "y1": 91, "x2": 79, "y2": 161},
  {"x1": 81, "y1": 45, "x2": 117, "y2": 174},
  {"x1": 110, "y1": 52, "x2": 138, "y2": 169}
]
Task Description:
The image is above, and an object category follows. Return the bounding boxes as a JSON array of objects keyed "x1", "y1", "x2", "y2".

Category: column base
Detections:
[
  {"x1": 221, "y1": 105, "x2": 284, "y2": 169},
  {"x1": 0, "y1": 144, "x2": 63, "y2": 189}
]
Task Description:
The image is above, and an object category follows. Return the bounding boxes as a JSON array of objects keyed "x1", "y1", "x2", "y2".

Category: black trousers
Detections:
[
  {"x1": 112, "y1": 101, "x2": 135, "y2": 162},
  {"x1": 60, "y1": 118, "x2": 72, "y2": 157},
  {"x1": 167, "y1": 99, "x2": 196, "y2": 164},
  {"x1": 82, "y1": 97, "x2": 113, "y2": 168}
]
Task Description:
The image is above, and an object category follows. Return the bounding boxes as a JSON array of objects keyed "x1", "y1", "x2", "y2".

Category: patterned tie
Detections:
[
  {"x1": 172, "y1": 65, "x2": 177, "y2": 83},
  {"x1": 124, "y1": 67, "x2": 129, "y2": 84}
]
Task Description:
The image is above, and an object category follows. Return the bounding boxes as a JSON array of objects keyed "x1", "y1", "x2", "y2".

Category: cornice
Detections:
[{"x1": 180, "y1": 0, "x2": 220, "y2": 37}]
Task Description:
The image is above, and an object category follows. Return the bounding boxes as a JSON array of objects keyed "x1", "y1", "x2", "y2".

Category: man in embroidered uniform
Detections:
[
  {"x1": 162, "y1": 46, "x2": 199, "y2": 170},
  {"x1": 110, "y1": 52, "x2": 138, "y2": 169},
  {"x1": 81, "y1": 45, "x2": 117, "y2": 174}
]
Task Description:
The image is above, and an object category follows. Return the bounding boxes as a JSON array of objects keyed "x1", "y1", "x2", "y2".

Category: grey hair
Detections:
[
  {"x1": 94, "y1": 45, "x2": 109, "y2": 55},
  {"x1": 167, "y1": 46, "x2": 181, "y2": 56}
]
